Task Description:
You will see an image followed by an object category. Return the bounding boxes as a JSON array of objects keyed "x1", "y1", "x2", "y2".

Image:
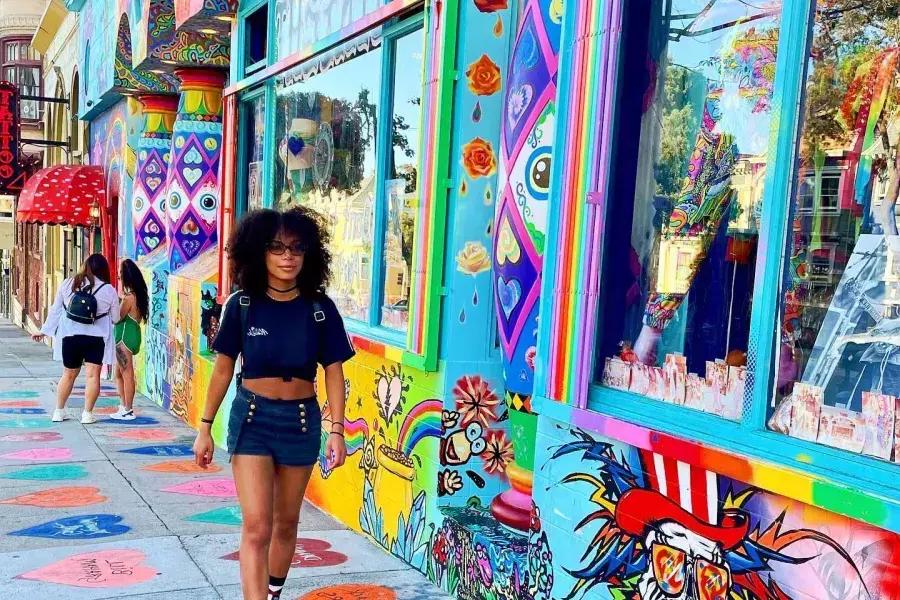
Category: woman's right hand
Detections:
[
  {"x1": 31, "y1": 334, "x2": 45, "y2": 343},
  {"x1": 193, "y1": 431, "x2": 215, "y2": 468}
]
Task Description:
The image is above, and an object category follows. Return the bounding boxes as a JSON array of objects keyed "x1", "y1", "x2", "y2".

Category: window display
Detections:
[
  {"x1": 241, "y1": 94, "x2": 266, "y2": 213},
  {"x1": 771, "y1": 2, "x2": 900, "y2": 462},
  {"x1": 598, "y1": 0, "x2": 782, "y2": 421},
  {"x1": 273, "y1": 39, "x2": 383, "y2": 322}
]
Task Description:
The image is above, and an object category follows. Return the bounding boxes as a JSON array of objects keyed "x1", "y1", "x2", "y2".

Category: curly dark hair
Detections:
[{"x1": 227, "y1": 206, "x2": 332, "y2": 297}]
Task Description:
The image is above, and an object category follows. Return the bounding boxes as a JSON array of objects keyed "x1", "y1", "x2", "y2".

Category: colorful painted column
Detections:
[
  {"x1": 165, "y1": 68, "x2": 226, "y2": 271},
  {"x1": 491, "y1": 0, "x2": 562, "y2": 531},
  {"x1": 133, "y1": 95, "x2": 178, "y2": 259}
]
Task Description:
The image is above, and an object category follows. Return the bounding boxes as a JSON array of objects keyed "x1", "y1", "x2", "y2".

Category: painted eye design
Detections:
[
  {"x1": 525, "y1": 147, "x2": 552, "y2": 201},
  {"x1": 199, "y1": 194, "x2": 217, "y2": 211},
  {"x1": 465, "y1": 422, "x2": 483, "y2": 442},
  {"x1": 470, "y1": 437, "x2": 487, "y2": 455}
]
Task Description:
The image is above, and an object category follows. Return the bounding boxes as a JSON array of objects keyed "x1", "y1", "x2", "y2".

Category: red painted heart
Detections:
[{"x1": 222, "y1": 537, "x2": 348, "y2": 568}]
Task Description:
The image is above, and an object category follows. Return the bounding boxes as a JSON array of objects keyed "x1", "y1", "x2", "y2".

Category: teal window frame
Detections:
[
  {"x1": 583, "y1": 0, "x2": 900, "y2": 513},
  {"x1": 236, "y1": 0, "x2": 270, "y2": 80},
  {"x1": 235, "y1": 84, "x2": 275, "y2": 218},
  {"x1": 307, "y1": 13, "x2": 424, "y2": 349}
]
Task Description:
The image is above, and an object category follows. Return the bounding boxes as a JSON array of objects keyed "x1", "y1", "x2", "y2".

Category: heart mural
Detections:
[
  {"x1": 0, "y1": 431, "x2": 62, "y2": 442},
  {"x1": 222, "y1": 537, "x2": 348, "y2": 568},
  {"x1": 0, "y1": 400, "x2": 40, "y2": 407},
  {"x1": 183, "y1": 146, "x2": 204, "y2": 165},
  {"x1": 9, "y1": 514, "x2": 130, "y2": 539},
  {"x1": 0, "y1": 408, "x2": 46, "y2": 415},
  {"x1": 1, "y1": 464, "x2": 89, "y2": 480},
  {"x1": 96, "y1": 416, "x2": 159, "y2": 426},
  {"x1": 0, "y1": 486, "x2": 106, "y2": 507},
  {"x1": 0, "y1": 447, "x2": 72, "y2": 461},
  {"x1": 109, "y1": 429, "x2": 176, "y2": 442},
  {"x1": 0, "y1": 391, "x2": 39, "y2": 399},
  {"x1": 186, "y1": 505, "x2": 242, "y2": 526},
  {"x1": 17, "y1": 549, "x2": 158, "y2": 588},
  {"x1": 497, "y1": 277, "x2": 522, "y2": 319},
  {"x1": 183, "y1": 167, "x2": 203, "y2": 187},
  {"x1": 0, "y1": 418, "x2": 49, "y2": 428},
  {"x1": 300, "y1": 584, "x2": 398, "y2": 600},
  {"x1": 142, "y1": 460, "x2": 221, "y2": 474},
  {"x1": 497, "y1": 217, "x2": 522, "y2": 265},
  {"x1": 162, "y1": 478, "x2": 236, "y2": 498},
  {"x1": 507, "y1": 83, "x2": 535, "y2": 131},
  {"x1": 119, "y1": 445, "x2": 193, "y2": 457}
]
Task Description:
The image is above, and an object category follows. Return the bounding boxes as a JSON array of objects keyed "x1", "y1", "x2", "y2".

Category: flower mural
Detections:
[
  {"x1": 466, "y1": 54, "x2": 503, "y2": 96},
  {"x1": 462, "y1": 138, "x2": 498, "y2": 178},
  {"x1": 453, "y1": 375, "x2": 501, "y2": 427},
  {"x1": 482, "y1": 430, "x2": 514, "y2": 475},
  {"x1": 474, "y1": 0, "x2": 509, "y2": 13},
  {"x1": 456, "y1": 242, "x2": 493, "y2": 275}
]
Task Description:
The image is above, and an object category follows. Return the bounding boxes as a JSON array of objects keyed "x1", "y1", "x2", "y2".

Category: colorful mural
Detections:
[
  {"x1": 164, "y1": 69, "x2": 225, "y2": 270},
  {"x1": 535, "y1": 420, "x2": 900, "y2": 600},
  {"x1": 133, "y1": 95, "x2": 178, "y2": 258}
]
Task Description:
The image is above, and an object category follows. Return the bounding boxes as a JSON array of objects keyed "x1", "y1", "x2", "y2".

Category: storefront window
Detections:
[
  {"x1": 380, "y1": 30, "x2": 423, "y2": 332},
  {"x1": 241, "y1": 94, "x2": 266, "y2": 213},
  {"x1": 770, "y1": 3, "x2": 900, "y2": 462},
  {"x1": 273, "y1": 36, "x2": 383, "y2": 322},
  {"x1": 598, "y1": 1, "x2": 782, "y2": 421}
]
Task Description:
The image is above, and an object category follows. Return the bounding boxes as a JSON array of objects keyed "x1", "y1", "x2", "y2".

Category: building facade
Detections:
[{"x1": 18, "y1": 0, "x2": 900, "y2": 599}]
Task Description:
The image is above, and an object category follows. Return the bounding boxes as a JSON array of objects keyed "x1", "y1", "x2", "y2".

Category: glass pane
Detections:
[
  {"x1": 770, "y1": 4, "x2": 900, "y2": 462},
  {"x1": 242, "y1": 94, "x2": 266, "y2": 212},
  {"x1": 381, "y1": 29, "x2": 424, "y2": 332},
  {"x1": 273, "y1": 42, "x2": 382, "y2": 322},
  {"x1": 597, "y1": 0, "x2": 782, "y2": 421}
]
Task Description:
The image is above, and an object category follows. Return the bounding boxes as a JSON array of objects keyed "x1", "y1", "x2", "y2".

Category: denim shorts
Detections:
[{"x1": 226, "y1": 387, "x2": 322, "y2": 467}]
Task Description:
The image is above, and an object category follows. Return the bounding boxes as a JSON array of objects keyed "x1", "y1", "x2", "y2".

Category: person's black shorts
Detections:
[{"x1": 62, "y1": 335, "x2": 105, "y2": 369}]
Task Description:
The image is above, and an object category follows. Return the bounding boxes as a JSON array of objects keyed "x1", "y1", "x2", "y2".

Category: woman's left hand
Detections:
[{"x1": 326, "y1": 433, "x2": 347, "y2": 469}]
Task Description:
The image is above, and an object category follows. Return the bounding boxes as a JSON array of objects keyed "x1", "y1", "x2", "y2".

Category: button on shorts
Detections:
[{"x1": 226, "y1": 387, "x2": 322, "y2": 467}]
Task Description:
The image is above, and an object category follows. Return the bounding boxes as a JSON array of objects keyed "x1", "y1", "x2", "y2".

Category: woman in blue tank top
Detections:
[{"x1": 193, "y1": 207, "x2": 354, "y2": 600}]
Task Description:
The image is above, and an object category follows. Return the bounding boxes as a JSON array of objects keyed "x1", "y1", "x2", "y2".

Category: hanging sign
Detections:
[{"x1": 0, "y1": 81, "x2": 23, "y2": 193}]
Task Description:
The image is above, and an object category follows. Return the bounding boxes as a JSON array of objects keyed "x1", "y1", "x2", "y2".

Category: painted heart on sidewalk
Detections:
[
  {"x1": 109, "y1": 429, "x2": 176, "y2": 442},
  {"x1": 0, "y1": 431, "x2": 62, "y2": 442},
  {"x1": 222, "y1": 537, "x2": 348, "y2": 568},
  {"x1": 300, "y1": 584, "x2": 397, "y2": 600},
  {"x1": 120, "y1": 445, "x2": 193, "y2": 456},
  {"x1": 186, "y1": 505, "x2": 242, "y2": 525},
  {"x1": 0, "y1": 408, "x2": 46, "y2": 415},
  {"x1": 0, "y1": 400, "x2": 40, "y2": 407},
  {"x1": 96, "y1": 416, "x2": 159, "y2": 426},
  {"x1": 143, "y1": 460, "x2": 221, "y2": 474},
  {"x1": 0, "y1": 486, "x2": 106, "y2": 507},
  {"x1": 162, "y1": 478, "x2": 236, "y2": 497},
  {"x1": 0, "y1": 447, "x2": 72, "y2": 461},
  {"x1": 0, "y1": 391, "x2": 39, "y2": 399},
  {"x1": 0, "y1": 418, "x2": 48, "y2": 428},
  {"x1": 0, "y1": 464, "x2": 89, "y2": 480},
  {"x1": 9, "y1": 514, "x2": 130, "y2": 539},
  {"x1": 17, "y1": 548, "x2": 158, "y2": 588}
]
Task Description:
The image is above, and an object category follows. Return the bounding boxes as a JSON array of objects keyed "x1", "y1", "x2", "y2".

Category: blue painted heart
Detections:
[
  {"x1": 497, "y1": 277, "x2": 522, "y2": 319},
  {"x1": 9, "y1": 514, "x2": 130, "y2": 539},
  {"x1": 507, "y1": 84, "x2": 534, "y2": 131}
]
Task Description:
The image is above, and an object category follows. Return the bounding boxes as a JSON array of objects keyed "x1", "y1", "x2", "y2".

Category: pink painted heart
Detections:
[
  {"x1": 0, "y1": 400, "x2": 40, "y2": 407},
  {"x1": 161, "y1": 478, "x2": 236, "y2": 497},
  {"x1": 222, "y1": 537, "x2": 348, "y2": 568},
  {"x1": 18, "y1": 549, "x2": 158, "y2": 588},
  {"x1": 1, "y1": 447, "x2": 72, "y2": 461},
  {"x1": 110, "y1": 429, "x2": 176, "y2": 442},
  {"x1": 0, "y1": 431, "x2": 62, "y2": 442}
]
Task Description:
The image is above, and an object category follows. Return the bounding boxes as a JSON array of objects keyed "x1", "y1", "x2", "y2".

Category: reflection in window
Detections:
[
  {"x1": 381, "y1": 30, "x2": 423, "y2": 332},
  {"x1": 274, "y1": 44, "x2": 382, "y2": 322},
  {"x1": 242, "y1": 95, "x2": 266, "y2": 212},
  {"x1": 771, "y1": 4, "x2": 900, "y2": 461},
  {"x1": 598, "y1": 1, "x2": 782, "y2": 421}
]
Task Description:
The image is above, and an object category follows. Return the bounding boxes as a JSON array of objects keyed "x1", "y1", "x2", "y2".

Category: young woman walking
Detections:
[
  {"x1": 111, "y1": 259, "x2": 149, "y2": 420},
  {"x1": 193, "y1": 207, "x2": 353, "y2": 600},
  {"x1": 33, "y1": 254, "x2": 120, "y2": 424}
]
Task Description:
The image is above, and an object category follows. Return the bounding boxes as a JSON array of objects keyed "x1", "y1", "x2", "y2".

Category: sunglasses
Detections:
[
  {"x1": 651, "y1": 543, "x2": 730, "y2": 600},
  {"x1": 267, "y1": 240, "x2": 306, "y2": 256}
]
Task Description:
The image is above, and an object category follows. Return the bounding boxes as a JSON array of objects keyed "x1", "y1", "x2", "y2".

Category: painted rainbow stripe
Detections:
[
  {"x1": 343, "y1": 417, "x2": 369, "y2": 457},
  {"x1": 541, "y1": 400, "x2": 900, "y2": 533},
  {"x1": 545, "y1": 0, "x2": 616, "y2": 405},
  {"x1": 397, "y1": 399, "x2": 443, "y2": 456},
  {"x1": 350, "y1": 335, "x2": 404, "y2": 364}
]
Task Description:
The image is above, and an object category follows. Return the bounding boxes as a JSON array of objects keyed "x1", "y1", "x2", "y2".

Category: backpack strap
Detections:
[
  {"x1": 312, "y1": 299, "x2": 326, "y2": 325},
  {"x1": 237, "y1": 293, "x2": 250, "y2": 380},
  {"x1": 87, "y1": 282, "x2": 109, "y2": 321}
]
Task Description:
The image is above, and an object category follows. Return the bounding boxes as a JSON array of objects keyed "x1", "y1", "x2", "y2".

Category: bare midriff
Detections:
[{"x1": 242, "y1": 377, "x2": 317, "y2": 401}]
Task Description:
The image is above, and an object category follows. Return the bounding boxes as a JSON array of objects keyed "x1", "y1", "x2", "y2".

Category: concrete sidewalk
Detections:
[{"x1": 0, "y1": 321, "x2": 446, "y2": 599}]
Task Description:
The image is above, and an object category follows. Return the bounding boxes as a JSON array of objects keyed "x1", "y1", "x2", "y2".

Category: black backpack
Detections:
[{"x1": 66, "y1": 282, "x2": 109, "y2": 325}]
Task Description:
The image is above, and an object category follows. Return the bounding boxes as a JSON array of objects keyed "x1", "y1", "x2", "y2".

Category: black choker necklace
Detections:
[{"x1": 267, "y1": 284, "x2": 298, "y2": 293}]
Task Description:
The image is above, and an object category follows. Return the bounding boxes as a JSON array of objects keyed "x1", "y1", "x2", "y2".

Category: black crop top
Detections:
[{"x1": 212, "y1": 292, "x2": 355, "y2": 382}]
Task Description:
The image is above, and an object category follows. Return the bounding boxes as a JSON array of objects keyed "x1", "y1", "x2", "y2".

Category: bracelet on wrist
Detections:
[
  {"x1": 330, "y1": 430, "x2": 344, "y2": 437},
  {"x1": 200, "y1": 417, "x2": 214, "y2": 425}
]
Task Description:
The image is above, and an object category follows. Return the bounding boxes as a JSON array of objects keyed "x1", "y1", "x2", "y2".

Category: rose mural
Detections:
[
  {"x1": 466, "y1": 55, "x2": 503, "y2": 96},
  {"x1": 462, "y1": 138, "x2": 498, "y2": 178}
]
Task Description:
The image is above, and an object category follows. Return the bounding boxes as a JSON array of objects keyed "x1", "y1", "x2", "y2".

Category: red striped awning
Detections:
[{"x1": 16, "y1": 165, "x2": 105, "y2": 227}]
